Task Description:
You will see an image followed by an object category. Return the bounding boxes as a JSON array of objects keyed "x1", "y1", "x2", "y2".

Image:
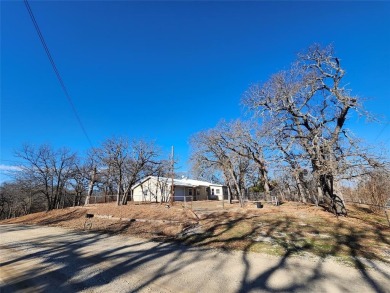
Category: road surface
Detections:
[{"x1": 1, "y1": 224, "x2": 389, "y2": 292}]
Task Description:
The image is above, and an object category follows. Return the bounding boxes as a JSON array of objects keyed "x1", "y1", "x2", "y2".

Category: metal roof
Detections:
[{"x1": 131, "y1": 176, "x2": 224, "y2": 189}]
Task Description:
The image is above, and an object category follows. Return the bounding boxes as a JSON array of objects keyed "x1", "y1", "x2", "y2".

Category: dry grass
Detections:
[
  {"x1": 180, "y1": 202, "x2": 390, "y2": 266},
  {"x1": 1, "y1": 201, "x2": 389, "y2": 266},
  {"x1": 0, "y1": 202, "x2": 197, "y2": 239}
]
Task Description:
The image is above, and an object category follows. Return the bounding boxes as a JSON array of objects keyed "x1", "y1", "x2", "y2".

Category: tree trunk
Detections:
[
  {"x1": 331, "y1": 178, "x2": 347, "y2": 216},
  {"x1": 312, "y1": 170, "x2": 322, "y2": 206},
  {"x1": 121, "y1": 191, "x2": 128, "y2": 205},
  {"x1": 116, "y1": 187, "x2": 121, "y2": 206},
  {"x1": 116, "y1": 172, "x2": 122, "y2": 206},
  {"x1": 260, "y1": 168, "x2": 271, "y2": 201},
  {"x1": 295, "y1": 173, "x2": 307, "y2": 203},
  {"x1": 28, "y1": 192, "x2": 33, "y2": 214},
  {"x1": 85, "y1": 167, "x2": 96, "y2": 206}
]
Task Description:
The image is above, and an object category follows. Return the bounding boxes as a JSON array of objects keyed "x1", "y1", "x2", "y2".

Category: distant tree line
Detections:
[
  {"x1": 0, "y1": 137, "x2": 171, "y2": 219},
  {"x1": 190, "y1": 44, "x2": 390, "y2": 215}
]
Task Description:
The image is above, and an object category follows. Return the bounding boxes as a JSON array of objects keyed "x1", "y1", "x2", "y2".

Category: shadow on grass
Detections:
[
  {"x1": 179, "y1": 210, "x2": 390, "y2": 292},
  {"x1": 1, "y1": 207, "x2": 389, "y2": 293},
  {"x1": 38, "y1": 209, "x2": 87, "y2": 225}
]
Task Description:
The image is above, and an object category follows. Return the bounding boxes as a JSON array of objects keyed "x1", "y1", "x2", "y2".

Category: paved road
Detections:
[{"x1": 0, "y1": 224, "x2": 389, "y2": 293}]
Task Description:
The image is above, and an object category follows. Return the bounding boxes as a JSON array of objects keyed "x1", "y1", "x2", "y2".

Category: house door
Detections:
[{"x1": 188, "y1": 188, "x2": 193, "y2": 201}]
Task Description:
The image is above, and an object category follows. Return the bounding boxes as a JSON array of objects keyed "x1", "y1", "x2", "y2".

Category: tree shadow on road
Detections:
[
  {"x1": 178, "y1": 210, "x2": 390, "y2": 292},
  {"x1": 1, "y1": 209, "x2": 389, "y2": 293},
  {"x1": 1, "y1": 224, "x2": 213, "y2": 292}
]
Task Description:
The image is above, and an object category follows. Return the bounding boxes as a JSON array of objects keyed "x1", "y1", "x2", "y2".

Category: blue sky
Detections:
[{"x1": 1, "y1": 1, "x2": 390, "y2": 182}]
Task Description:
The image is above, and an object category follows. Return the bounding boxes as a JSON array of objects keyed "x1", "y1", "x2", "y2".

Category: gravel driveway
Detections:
[{"x1": 1, "y1": 224, "x2": 389, "y2": 293}]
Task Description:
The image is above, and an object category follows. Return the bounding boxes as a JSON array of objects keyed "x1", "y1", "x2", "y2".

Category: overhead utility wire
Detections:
[
  {"x1": 24, "y1": 0, "x2": 93, "y2": 148},
  {"x1": 375, "y1": 121, "x2": 390, "y2": 142}
]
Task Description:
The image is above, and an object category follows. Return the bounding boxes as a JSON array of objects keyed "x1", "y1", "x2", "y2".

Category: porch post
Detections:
[{"x1": 222, "y1": 188, "x2": 225, "y2": 209}]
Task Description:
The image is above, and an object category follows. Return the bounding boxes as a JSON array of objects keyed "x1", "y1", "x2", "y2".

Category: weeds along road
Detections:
[{"x1": 1, "y1": 224, "x2": 389, "y2": 293}]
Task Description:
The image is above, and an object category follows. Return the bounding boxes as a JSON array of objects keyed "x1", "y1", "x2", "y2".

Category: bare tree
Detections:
[
  {"x1": 243, "y1": 44, "x2": 380, "y2": 215},
  {"x1": 97, "y1": 161, "x2": 116, "y2": 202},
  {"x1": 355, "y1": 168, "x2": 390, "y2": 211},
  {"x1": 69, "y1": 164, "x2": 87, "y2": 207},
  {"x1": 212, "y1": 120, "x2": 272, "y2": 200},
  {"x1": 97, "y1": 137, "x2": 128, "y2": 205},
  {"x1": 69, "y1": 154, "x2": 99, "y2": 207},
  {"x1": 15, "y1": 144, "x2": 77, "y2": 211},
  {"x1": 272, "y1": 129, "x2": 313, "y2": 204},
  {"x1": 190, "y1": 126, "x2": 252, "y2": 207},
  {"x1": 0, "y1": 182, "x2": 27, "y2": 219},
  {"x1": 121, "y1": 140, "x2": 160, "y2": 205},
  {"x1": 81, "y1": 149, "x2": 100, "y2": 206},
  {"x1": 96, "y1": 137, "x2": 161, "y2": 205}
]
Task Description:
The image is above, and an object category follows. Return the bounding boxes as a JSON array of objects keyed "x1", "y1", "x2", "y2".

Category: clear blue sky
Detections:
[{"x1": 1, "y1": 1, "x2": 390, "y2": 182}]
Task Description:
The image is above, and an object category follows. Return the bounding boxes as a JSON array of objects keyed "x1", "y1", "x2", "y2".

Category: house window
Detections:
[
  {"x1": 211, "y1": 189, "x2": 214, "y2": 195},
  {"x1": 188, "y1": 188, "x2": 193, "y2": 196},
  {"x1": 216, "y1": 189, "x2": 220, "y2": 194},
  {"x1": 143, "y1": 190, "x2": 148, "y2": 196}
]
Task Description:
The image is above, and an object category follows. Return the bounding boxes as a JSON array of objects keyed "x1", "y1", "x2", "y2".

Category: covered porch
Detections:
[{"x1": 173, "y1": 185, "x2": 209, "y2": 201}]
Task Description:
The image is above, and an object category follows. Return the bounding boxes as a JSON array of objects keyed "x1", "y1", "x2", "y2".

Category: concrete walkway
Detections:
[{"x1": 1, "y1": 224, "x2": 389, "y2": 293}]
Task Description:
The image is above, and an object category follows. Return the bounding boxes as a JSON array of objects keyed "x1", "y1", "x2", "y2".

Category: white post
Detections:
[
  {"x1": 170, "y1": 146, "x2": 174, "y2": 206},
  {"x1": 184, "y1": 188, "x2": 187, "y2": 208},
  {"x1": 222, "y1": 189, "x2": 225, "y2": 209}
]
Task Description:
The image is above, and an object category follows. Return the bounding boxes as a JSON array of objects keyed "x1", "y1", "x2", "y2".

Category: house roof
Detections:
[{"x1": 131, "y1": 176, "x2": 224, "y2": 190}]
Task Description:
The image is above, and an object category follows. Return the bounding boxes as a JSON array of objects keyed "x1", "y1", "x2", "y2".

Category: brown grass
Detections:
[{"x1": 1, "y1": 201, "x2": 389, "y2": 265}]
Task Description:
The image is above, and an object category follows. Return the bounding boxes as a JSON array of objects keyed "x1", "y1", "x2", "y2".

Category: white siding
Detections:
[
  {"x1": 210, "y1": 185, "x2": 224, "y2": 200},
  {"x1": 131, "y1": 176, "x2": 227, "y2": 202},
  {"x1": 132, "y1": 177, "x2": 170, "y2": 202}
]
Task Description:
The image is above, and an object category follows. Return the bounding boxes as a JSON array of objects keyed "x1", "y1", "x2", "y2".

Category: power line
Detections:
[
  {"x1": 24, "y1": 0, "x2": 93, "y2": 148},
  {"x1": 375, "y1": 120, "x2": 390, "y2": 141}
]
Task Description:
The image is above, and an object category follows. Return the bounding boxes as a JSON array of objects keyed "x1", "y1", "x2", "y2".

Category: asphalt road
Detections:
[{"x1": 0, "y1": 224, "x2": 389, "y2": 293}]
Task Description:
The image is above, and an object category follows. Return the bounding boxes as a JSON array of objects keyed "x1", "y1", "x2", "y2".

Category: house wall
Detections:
[
  {"x1": 210, "y1": 185, "x2": 225, "y2": 200},
  {"x1": 132, "y1": 177, "x2": 170, "y2": 202},
  {"x1": 132, "y1": 177, "x2": 228, "y2": 202},
  {"x1": 194, "y1": 186, "x2": 208, "y2": 201}
]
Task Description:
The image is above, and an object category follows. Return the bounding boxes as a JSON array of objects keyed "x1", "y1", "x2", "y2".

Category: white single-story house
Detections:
[{"x1": 131, "y1": 176, "x2": 228, "y2": 202}]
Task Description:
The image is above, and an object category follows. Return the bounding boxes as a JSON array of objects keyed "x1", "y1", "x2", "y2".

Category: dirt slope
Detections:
[{"x1": 1, "y1": 201, "x2": 389, "y2": 265}]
